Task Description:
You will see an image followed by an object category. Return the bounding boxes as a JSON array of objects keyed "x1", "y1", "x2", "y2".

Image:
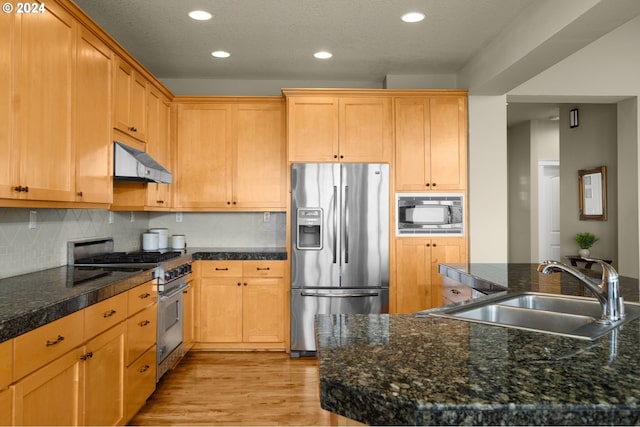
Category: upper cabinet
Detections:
[
  {"x1": 174, "y1": 99, "x2": 286, "y2": 211},
  {"x1": 284, "y1": 90, "x2": 393, "y2": 163},
  {"x1": 1, "y1": 1, "x2": 76, "y2": 202},
  {"x1": 74, "y1": 26, "x2": 113, "y2": 204},
  {"x1": 113, "y1": 57, "x2": 148, "y2": 142},
  {"x1": 395, "y1": 94, "x2": 467, "y2": 191}
]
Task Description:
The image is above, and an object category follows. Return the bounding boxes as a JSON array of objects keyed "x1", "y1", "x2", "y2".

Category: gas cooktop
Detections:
[{"x1": 74, "y1": 251, "x2": 181, "y2": 265}]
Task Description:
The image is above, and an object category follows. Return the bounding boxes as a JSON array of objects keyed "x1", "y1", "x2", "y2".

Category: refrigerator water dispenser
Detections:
[{"x1": 296, "y1": 208, "x2": 322, "y2": 249}]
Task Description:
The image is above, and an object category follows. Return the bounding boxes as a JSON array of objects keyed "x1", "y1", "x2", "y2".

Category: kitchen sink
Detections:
[{"x1": 420, "y1": 292, "x2": 640, "y2": 340}]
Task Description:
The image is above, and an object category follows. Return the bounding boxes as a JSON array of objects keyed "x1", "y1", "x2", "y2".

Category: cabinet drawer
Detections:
[
  {"x1": 13, "y1": 310, "x2": 84, "y2": 380},
  {"x1": 0, "y1": 339, "x2": 12, "y2": 389},
  {"x1": 242, "y1": 260, "x2": 284, "y2": 277},
  {"x1": 125, "y1": 345, "x2": 156, "y2": 422},
  {"x1": 84, "y1": 292, "x2": 128, "y2": 340},
  {"x1": 126, "y1": 304, "x2": 157, "y2": 366},
  {"x1": 199, "y1": 261, "x2": 242, "y2": 278},
  {"x1": 128, "y1": 280, "x2": 157, "y2": 315}
]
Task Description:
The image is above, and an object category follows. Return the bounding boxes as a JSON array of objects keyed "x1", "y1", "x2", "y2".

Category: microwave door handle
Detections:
[{"x1": 332, "y1": 185, "x2": 338, "y2": 264}]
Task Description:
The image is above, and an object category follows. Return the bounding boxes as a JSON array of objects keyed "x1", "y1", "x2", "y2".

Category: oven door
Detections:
[{"x1": 157, "y1": 281, "x2": 188, "y2": 364}]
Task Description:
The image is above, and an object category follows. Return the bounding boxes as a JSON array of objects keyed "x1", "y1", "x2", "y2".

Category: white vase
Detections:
[{"x1": 578, "y1": 248, "x2": 590, "y2": 258}]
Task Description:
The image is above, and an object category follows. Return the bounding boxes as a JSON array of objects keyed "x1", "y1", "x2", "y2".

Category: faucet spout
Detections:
[{"x1": 537, "y1": 260, "x2": 624, "y2": 323}]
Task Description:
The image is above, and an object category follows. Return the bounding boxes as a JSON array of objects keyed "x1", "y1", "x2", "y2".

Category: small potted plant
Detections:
[{"x1": 574, "y1": 232, "x2": 598, "y2": 258}]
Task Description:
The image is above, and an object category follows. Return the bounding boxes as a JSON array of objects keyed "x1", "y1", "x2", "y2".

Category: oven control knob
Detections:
[{"x1": 164, "y1": 271, "x2": 172, "y2": 280}]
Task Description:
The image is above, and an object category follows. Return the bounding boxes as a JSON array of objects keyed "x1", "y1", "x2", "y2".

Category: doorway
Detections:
[{"x1": 538, "y1": 161, "x2": 560, "y2": 262}]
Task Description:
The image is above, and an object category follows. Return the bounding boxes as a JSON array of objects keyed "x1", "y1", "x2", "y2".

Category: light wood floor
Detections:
[{"x1": 129, "y1": 351, "x2": 335, "y2": 426}]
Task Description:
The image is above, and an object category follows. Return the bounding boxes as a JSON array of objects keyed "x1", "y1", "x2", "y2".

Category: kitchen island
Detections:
[{"x1": 316, "y1": 263, "x2": 640, "y2": 425}]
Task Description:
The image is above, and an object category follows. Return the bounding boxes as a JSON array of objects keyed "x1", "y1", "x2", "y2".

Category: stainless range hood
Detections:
[{"x1": 114, "y1": 141, "x2": 172, "y2": 184}]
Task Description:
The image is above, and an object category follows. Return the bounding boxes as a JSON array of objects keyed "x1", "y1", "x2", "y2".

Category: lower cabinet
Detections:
[
  {"x1": 7, "y1": 279, "x2": 158, "y2": 426},
  {"x1": 395, "y1": 238, "x2": 467, "y2": 313},
  {"x1": 195, "y1": 260, "x2": 285, "y2": 350}
]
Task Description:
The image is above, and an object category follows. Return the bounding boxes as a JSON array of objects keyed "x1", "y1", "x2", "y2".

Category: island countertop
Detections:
[{"x1": 316, "y1": 263, "x2": 640, "y2": 425}]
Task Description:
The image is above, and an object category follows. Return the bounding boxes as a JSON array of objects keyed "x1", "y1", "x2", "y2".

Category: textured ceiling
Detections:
[{"x1": 72, "y1": 0, "x2": 535, "y2": 82}]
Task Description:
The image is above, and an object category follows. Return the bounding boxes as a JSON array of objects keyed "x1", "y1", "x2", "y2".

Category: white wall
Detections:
[{"x1": 468, "y1": 96, "x2": 508, "y2": 262}]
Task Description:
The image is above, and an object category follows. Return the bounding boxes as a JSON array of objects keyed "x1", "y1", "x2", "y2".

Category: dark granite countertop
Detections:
[
  {"x1": 0, "y1": 266, "x2": 154, "y2": 343},
  {"x1": 316, "y1": 263, "x2": 640, "y2": 425},
  {"x1": 190, "y1": 246, "x2": 287, "y2": 261},
  {"x1": 0, "y1": 247, "x2": 287, "y2": 344}
]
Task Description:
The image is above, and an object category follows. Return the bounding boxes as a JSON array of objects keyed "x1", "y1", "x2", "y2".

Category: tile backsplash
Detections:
[{"x1": 0, "y1": 208, "x2": 286, "y2": 279}]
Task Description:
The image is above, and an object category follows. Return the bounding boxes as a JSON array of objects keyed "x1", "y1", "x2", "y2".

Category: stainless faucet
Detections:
[{"x1": 537, "y1": 259, "x2": 625, "y2": 323}]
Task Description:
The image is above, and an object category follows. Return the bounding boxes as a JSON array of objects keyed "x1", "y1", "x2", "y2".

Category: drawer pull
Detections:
[
  {"x1": 256, "y1": 267, "x2": 270, "y2": 271},
  {"x1": 450, "y1": 289, "x2": 461, "y2": 295},
  {"x1": 80, "y1": 352, "x2": 93, "y2": 361},
  {"x1": 138, "y1": 292, "x2": 151, "y2": 299},
  {"x1": 139, "y1": 364, "x2": 150, "y2": 373},
  {"x1": 215, "y1": 267, "x2": 229, "y2": 271},
  {"x1": 138, "y1": 320, "x2": 151, "y2": 327},
  {"x1": 103, "y1": 309, "x2": 117, "y2": 318},
  {"x1": 46, "y1": 335, "x2": 65, "y2": 347}
]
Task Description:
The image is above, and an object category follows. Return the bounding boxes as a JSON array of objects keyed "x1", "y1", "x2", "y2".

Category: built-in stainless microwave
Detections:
[{"x1": 396, "y1": 193, "x2": 464, "y2": 236}]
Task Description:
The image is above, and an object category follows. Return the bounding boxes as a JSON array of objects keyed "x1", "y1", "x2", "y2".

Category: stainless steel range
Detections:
[{"x1": 69, "y1": 237, "x2": 191, "y2": 382}]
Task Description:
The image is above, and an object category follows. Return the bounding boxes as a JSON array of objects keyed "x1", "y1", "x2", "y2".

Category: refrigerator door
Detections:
[
  {"x1": 290, "y1": 288, "x2": 389, "y2": 356},
  {"x1": 340, "y1": 164, "x2": 389, "y2": 288},
  {"x1": 291, "y1": 163, "x2": 341, "y2": 288}
]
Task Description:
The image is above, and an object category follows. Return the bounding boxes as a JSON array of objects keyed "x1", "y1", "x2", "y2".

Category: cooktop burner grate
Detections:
[{"x1": 74, "y1": 251, "x2": 181, "y2": 265}]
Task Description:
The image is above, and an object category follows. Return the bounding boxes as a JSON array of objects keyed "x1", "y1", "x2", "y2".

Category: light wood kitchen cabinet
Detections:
[
  {"x1": 195, "y1": 260, "x2": 285, "y2": 349},
  {"x1": 0, "y1": 339, "x2": 12, "y2": 426},
  {"x1": 82, "y1": 323, "x2": 126, "y2": 426},
  {"x1": 12, "y1": 345, "x2": 84, "y2": 426},
  {"x1": 9, "y1": 1, "x2": 76, "y2": 202},
  {"x1": 113, "y1": 57, "x2": 148, "y2": 142},
  {"x1": 0, "y1": 387, "x2": 12, "y2": 426},
  {"x1": 74, "y1": 26, "x2": 113, "y2": 204},
  {"x1": 395, "y1": 95, "x2": 467, "y2": 191},
  {"x1": 124, "y1": 280, "x2": 157, "y2": 422},
  {"x1": 174, "y1": 99, "x2": 285, "y2": 210},
  {"x1": 182, "y1": 280, "x2": 195, "y2": 351},
  {"x1": 112, "y1": 86, "x2": 172, "y2": 210},
  {"x1": 0, "y1": 11, "x2": 14, "y2": 200},
  {"x1": 285, "y1": 92, "x2": 393, "y2": 163},
  {"x1": 395, "y1": 237, "x2": 467, "y2": 313}
]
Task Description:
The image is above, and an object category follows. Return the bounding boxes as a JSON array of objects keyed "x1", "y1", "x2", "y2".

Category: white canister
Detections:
[
  {"x1": 149, "y1": 228, "x2": 169, "y2": 249},
  {"x1": 142, "y1": 232, "x2": 159, "y2": 251},
  {"x1": 171, "y1": 234, "x2": 186, "y2": 250}
]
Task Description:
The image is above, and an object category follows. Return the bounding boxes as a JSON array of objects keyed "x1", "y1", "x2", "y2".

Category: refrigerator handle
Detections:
[
  {"x1": 332, "y1": 185, "x2": 338, "y2": 264},
  {"x1": 344, "y1": 185, "x2": 349, "y2": 264}
]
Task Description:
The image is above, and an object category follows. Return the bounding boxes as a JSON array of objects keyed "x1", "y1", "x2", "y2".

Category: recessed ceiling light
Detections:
[
  {"x1": 313, "y1": 51, "x2": 333, "y2": 59},
  {"x1": 188, "y1": 10, "x2": 212, "y2": 21},
  {"x1": 211, "y1": 50, "x2": 230, "y2": 58},
  {"x1": 401, "y1": 12, "x2": 425, "y2": 23}
]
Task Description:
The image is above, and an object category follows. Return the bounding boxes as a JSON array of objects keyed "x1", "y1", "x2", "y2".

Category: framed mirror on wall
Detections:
[{"x1": 578, "y1": 165, "x2": 607, "y2": 221}]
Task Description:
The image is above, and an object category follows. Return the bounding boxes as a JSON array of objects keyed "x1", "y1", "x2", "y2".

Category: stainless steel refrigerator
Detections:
[{"x1": 290, "y1": 163, "x2": 389, "y2": 356}]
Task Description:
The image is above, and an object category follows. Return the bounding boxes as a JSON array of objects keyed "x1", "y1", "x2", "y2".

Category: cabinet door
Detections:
[
  {"x1": 13, "y1": 347, "x2": 84, "y2": 426},
  {"x1": 234, "y1": 102, "x2": 286, "y2": 208},
  {"x1": 287, "y1": 96, "x2": 339, "y2": 161},
  {"x1": 146, "y1": 89, "x2": 171, "y2": 208},
  {"x1": 429, "y1": 97, "x2": 467, "y2": 190},
  {"x1": 429, "y1": 238, "x2": 467, "y2": 287},
  {"x1": 15, "y1": 1, "x2": 75, "y2": 201},
  {"x1": 395, "y1": 98, "x2": 429, "y2": 190},
  {"x1": 182, "y1": 283, "x2": 195, "y2": 350},
  {"x1": 199, "y1": 277, "x2": 243, "y2": 342},
  {"x1": 0, "y1": 11, "x2": 16, "y2": 199},
  {"x1": 0, "y1": 387, "x2": 12, "y2": 426},
  {"x1": 75, "y1": 26, "x2": 112, "y2": 204},
  {"x1": 113, "y1": 59, "x2": 147, "y2": 141},
  {"x1": 395, "y1": 239, "x2": 432, "y2": 314},
  {"x1": 83, "y1": 323, "x2": 126, "y2": 426},
  {"x1": 175, "y1": 104, "x2": 233, "y2": 208},
  {"x1": 242, "y1": 277, "x2": 284, "y2": 343},
  {"x1": 339, "y1": 97, "x2": 393, "y2": 163}
]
